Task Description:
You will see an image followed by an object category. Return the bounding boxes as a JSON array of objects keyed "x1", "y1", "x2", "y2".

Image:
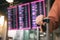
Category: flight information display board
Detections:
[
  {"x1": 30, "y1": 1, "x2": 46, "y2": 28},
  {"x1": 8, "y1": 6, "x2": 18, "y2": 29},
  {"x1": 18, "y1": 3, "x2": 30, "y2": 29},
  {"x1": 7, "y1": 0, "x2": 46, "y2": 30}
]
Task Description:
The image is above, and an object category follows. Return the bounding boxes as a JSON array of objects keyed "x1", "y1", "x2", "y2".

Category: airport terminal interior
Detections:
[{"x1": 0, "y1": 0, "x2": 60, "y2": 40}]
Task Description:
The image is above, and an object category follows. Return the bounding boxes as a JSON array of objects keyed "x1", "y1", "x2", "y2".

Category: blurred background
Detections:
[{"x1": 0, "y1": 0, "x2": 58, "y2": 40}]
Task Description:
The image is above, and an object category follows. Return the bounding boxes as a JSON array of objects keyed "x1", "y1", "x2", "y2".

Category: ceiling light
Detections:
[{"x1": 6, "y1": 0, "x2": 14, "y2": 3}]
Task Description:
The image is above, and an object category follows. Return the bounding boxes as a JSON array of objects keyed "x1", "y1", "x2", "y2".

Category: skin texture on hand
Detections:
[
  {"x1": 36, "y1": 15, "x2": 44, "y2": 26},
  {"x1": 36, "y1": 15, "x2": 47, "y2": 32}
]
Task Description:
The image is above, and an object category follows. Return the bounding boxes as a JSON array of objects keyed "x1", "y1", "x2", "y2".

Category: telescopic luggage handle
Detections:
[
  {"x1": 37, "y1": 18, "x2": 50, "y2": 40},
  {"x1": 43, "y1": 18, "x2": 50, "y2": 40},
  {"x1": 43, "y1": 18, "x2": 50, "y2": 23}
]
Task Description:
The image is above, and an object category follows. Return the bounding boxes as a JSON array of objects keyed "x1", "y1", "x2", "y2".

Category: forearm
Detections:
[{"x1": 48, "y1": 17, "x2": 58, "y2": 33}]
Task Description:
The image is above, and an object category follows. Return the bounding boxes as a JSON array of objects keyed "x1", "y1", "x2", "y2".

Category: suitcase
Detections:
[{"x1": 36, "y1": 18, "x2": 50, "y2": 40}]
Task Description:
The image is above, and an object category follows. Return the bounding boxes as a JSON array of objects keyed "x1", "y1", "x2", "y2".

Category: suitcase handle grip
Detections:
[{"x1": 43, "y1": 18, "x2": 50, "y2": 23}]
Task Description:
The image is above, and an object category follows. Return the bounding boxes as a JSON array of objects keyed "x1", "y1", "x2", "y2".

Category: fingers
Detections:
[
  {"x1": 40, "y1": 26, "x2": 43, "y2": 32},
  {"x1": 36, "y1": 15, "x2": 46, "y2": 32},
  {"x1": 36, "y1": 15, "x2": 44, "y2": 25}
]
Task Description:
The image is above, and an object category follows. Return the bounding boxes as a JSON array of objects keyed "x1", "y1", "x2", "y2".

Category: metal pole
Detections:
[
  {"x1": 37, "y1": 27, "x2": 40, "y2": 40},
  {"x1": 43, "y1": 18, "x2": 50, "y2": 40},
  {"x1": 47, "y1": 0, "x2": 50, "y2": 13},
  {"x1": 46, "y1": 23, "x2": 50, "y2": 40},
  {"x1": 46, "y1": 0, "x2": 50, "y2": 40}
]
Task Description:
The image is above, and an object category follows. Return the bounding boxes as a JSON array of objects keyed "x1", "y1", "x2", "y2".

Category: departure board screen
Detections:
[
  {"x1": 8, "y1": 6, "x2": 18, "y2": 29},
  {"x1": 18, "y1": 3, "x2": 30, "y2": 29},
  {"x1": 30, "y1": 1, "x2": 45, "y2": 28}
]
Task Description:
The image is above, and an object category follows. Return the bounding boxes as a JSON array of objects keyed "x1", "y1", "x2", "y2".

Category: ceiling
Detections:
[
  {"x1": 0, "y1": 0, "x2": 35, "y2": 6},
  {"x1": 0, "y1": 0, "x2": 35, "y2": 12},
  {"x1": 0, "y1": 0, "x2": 55, "y2": 14}
]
